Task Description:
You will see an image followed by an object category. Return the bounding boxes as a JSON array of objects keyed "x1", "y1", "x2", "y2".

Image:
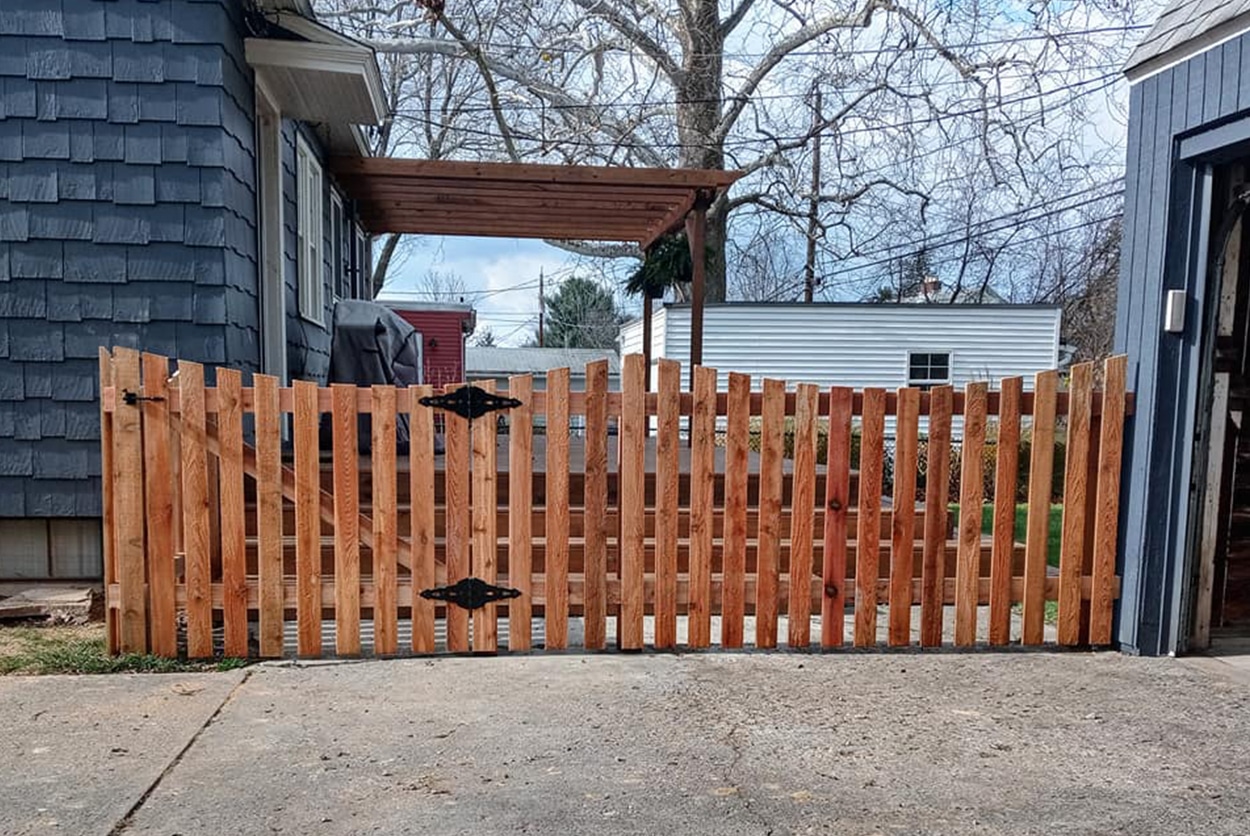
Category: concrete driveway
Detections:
[{"x1": 2, "y1": 652, "x2": 1248, "y2": 836}]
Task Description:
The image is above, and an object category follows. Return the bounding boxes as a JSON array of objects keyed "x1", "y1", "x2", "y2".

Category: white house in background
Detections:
[
  {"x1": 465, "y1": 347, "x2": 621, "y2": 391},
  {"x1": 620, "y1": 302, "x2": 1061, "y2": 393}
]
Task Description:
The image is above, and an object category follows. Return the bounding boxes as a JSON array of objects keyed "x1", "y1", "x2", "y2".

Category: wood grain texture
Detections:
[
  {"x1": 989, "y1": 377, "x2": 1022, "y2": 646},
  {"x1": 112, "y1": 348, "x2": 147, "y2": 654},
  {"x1": 789, "y1": 383, "x2": 820, "y2": 649},
  {"x1": 921, "y1": 385, "x2": 953, "y2": 647},
  {"x1": 822, "y1": 387, "x2": 853, "y2": 648},
  {"x1": 216, "y1": 368, "x2": 248, "y2": 658},
  {"x1": 688, "y1": 365, "x2": 718, "y2": 648},
  {"x1": 722, "y1": 372, "x2": 751, "y2": 648},
  {"x1": 619, "y1": 355, "x2": 647, "y2": 650},
  {"x1": 545, "y1": 368, "x2": 571, "y2": 650},
  {"x1": 583, "y1": 361, "x2": 610, "y2": 650},
  {"x1": 444, "y1": 385, "x2": 471, "y2": 653},
  {"x1": 410, "y1": 385, "x2": 438, "y2": 653},
  {"x1": 372, "y1": 385, "x2": 399, "y2": 656},
  {"x1": 954, "y1": 381, "x2": 988, "y2": 647},
  {"x1": 506, "y1": 377, "x2": 534, "y2": 651},
  {"x1": 293, "y1": 379, "x2": 322, "y2": 657},
  {"x1": 756, "y1": 378, "x2": 786, "y2": 649},
  {"x1": 332, "y1": 384, "x2": 362, "y2": 656},
  {"x1": 1057, "y1": 363, "x2": 1093, "y2": 646},
  {"x1": 1023, "y1": 369, "x2": 1059, "y2": 645},
  {"x1": 889, "y1": 387, "x2": 919, "y2": 647},
  {"x1": 1090, "y1": 356, "x2": 1127, "y2": 645},
  {"x1": 654, "y1": 358, "x2": 681, "y2": 649},
  {"x1": 854, "y1": 387, "x2": 885, "y2": 647},
  {"x1": 141, "y1": 353, "x2": 176, "y2": 657},
  {"x1": 99, "y1": 350, "x2": 119, "y2": 655},
  {"x1": 254, "y1": 374, "x2": 285, "y2": 658},
  {"x1": 179, "y1": 360, "x2": 211, "y2": 658},
  {"x1": 471, "y1": 381, "x2": 499, "y2": 653}
]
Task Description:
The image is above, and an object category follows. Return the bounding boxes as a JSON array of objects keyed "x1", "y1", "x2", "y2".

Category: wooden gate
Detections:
[{"x1": 99, "y1": 347, "x2": 1131, "y2": 658}]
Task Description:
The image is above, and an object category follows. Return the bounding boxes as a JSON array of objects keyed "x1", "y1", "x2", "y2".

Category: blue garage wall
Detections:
[
  {"x1": 0, "y1": 0, "x2": 259, "y2": 517},
  {"x1": 1116, "y1": 33, "x2": 1250, "y2": 654}
]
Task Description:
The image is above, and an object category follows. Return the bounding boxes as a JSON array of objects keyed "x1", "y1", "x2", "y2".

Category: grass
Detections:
[
  {"x1": 0, "y1": 623, "x2": 249, "y2": 676},
  {"x1": 948, "y1": 502, "x2": 1065, "y2": 568}
]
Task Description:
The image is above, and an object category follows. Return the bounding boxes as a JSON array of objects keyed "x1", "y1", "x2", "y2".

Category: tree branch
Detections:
[{"x1": 569, "y1": 0, "x2": 683, "y2": 82}]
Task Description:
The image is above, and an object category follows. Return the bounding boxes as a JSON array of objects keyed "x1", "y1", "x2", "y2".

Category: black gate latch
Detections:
[
  {"x1": 419, "y1": 386, "x2": 521, "y2": 420},
  {"x1": 420, "y1": 577, "x2": 521, "y2": 611}
]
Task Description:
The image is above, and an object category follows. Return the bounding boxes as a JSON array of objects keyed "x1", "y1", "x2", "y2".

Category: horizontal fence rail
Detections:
[{"x1": 99, "y1": 347, "x2": 1131, "y2": 658}]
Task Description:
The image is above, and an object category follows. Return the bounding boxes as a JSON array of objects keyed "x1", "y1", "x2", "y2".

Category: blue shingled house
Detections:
[{"x1": 0, "y1": 0, "x2": 385, "y2": 580}]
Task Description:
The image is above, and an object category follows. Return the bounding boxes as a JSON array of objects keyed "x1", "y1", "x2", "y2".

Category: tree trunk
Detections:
[{"x1": 675, "y1": 0, "x2": 727, "y2": 301}]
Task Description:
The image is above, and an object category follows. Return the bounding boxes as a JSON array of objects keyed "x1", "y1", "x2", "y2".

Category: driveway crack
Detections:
[{"x1": 107, "y1": 669, "x2": 253, "y2": 835}]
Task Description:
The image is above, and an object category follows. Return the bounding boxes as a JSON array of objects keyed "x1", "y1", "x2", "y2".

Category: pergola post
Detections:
[
  {"x1": 685, "y1": 205, "x2": 707, "y2": 390},
  {"x1": 641, "y1": 290, "x2": 653, "y2": 391}
]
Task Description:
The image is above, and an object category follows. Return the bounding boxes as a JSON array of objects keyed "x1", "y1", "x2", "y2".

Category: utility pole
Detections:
[
  {"x1": 537, "y1": 268, "x2": 545, "y2": 347},
  {"x1": 804, "y1": 82, "x2": 822, "y2": 304}
]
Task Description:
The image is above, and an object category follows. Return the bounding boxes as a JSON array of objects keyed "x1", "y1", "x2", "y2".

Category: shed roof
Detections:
[
  {"x1": 466, "y1": 347, "x2": 621, "y2": 377},
  {"x1": 1126, "y1": 0, "x2": 1250, "y2": 81},
  {"x1": 328, "y1": 157, "x2": 741, "y2": 248}
]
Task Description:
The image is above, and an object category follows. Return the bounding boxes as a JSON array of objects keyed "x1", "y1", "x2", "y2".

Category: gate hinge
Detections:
[
  {"x1": 419, "y1": 385, "x2": 521, "y2": 420},
  {"x1": 421, "y1": 577, "x2": 521, "y2": 611},
  {"x1": 121, "y1": 389, "x2": 165, "y2": 406}
]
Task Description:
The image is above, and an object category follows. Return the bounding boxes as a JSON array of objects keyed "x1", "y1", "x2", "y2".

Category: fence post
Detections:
[
  {"x1": 98, "y1": 349, "x2": 119, "y2": 655},
  {"x1": 111, "y1": 346, "x2": 148, "y2": 654}
]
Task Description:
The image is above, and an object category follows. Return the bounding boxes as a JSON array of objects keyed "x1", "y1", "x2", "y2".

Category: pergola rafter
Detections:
[{"x1": 329, "y1": 157, "x2": 742, "y2": 381}]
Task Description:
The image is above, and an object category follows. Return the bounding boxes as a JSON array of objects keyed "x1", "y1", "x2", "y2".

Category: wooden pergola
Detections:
[{"x1": 330, "y1": 157, "x2": 742, "y2": 381}]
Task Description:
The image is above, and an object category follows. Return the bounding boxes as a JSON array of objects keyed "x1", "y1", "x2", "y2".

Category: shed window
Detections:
[
  {"x1": 907, "y1": 352, "x2": 950, "y2": 390},
  {"x1": 296, "y1": 136, "x2": 325, "y2": 323}
]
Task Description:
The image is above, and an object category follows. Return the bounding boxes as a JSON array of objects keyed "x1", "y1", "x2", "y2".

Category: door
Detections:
[{"x1": 255, "y1": 80, "x2": 287, "y2": 381}]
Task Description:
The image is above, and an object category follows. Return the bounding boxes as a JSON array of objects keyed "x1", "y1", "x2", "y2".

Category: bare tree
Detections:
[{"x1": 314, "y1": 0, "x2": 1145, "y2": 301}]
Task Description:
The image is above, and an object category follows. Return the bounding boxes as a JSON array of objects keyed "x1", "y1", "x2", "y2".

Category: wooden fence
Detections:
[{"x1": 98, "y1": 347, "x2": 1131, "y2": 658}]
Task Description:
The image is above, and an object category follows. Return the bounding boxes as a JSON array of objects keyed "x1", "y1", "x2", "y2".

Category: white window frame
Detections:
[
  {"x1": 906, "y1": 351, "x2": 952, "y2": 390},
  {"x1": 330, "y1": 190, "x2": 347, "y2": 300},
  {"x1": 296, "y1": 135, "x2": 325, "y2": 324},
  {"x1": 354, "y1": 224, "x2": 370, "y2": 299}
]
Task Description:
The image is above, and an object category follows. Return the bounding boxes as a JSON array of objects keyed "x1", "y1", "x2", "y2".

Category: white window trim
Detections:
[
  {"x1": 906, "y1": 350, "x2": 952, "y2": 389},
  {"x1": 330, "y1": 190, "x2": 345, "y2": 301},
  {"x1": 296, "y1": 135, "x2": 325, "y2": 325},
  {"x1": 354, "y1": 223, "x2": 370, "y2": 300}
]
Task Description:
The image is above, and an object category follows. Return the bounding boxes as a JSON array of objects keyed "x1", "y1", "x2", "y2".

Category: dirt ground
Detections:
[{"x1": 2, "y1": 649, "x2": 1248, "y2": 835}]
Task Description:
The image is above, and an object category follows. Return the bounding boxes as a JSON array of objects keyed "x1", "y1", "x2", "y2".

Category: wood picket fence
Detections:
[{"x1": 99, "y1": 347, "x2": 1131, "y2": 658}]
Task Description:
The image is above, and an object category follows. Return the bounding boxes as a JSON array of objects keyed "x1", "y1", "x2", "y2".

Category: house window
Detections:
[
  {"x1": 907, "y1": 352, "x2": 951, "y2": 390},
  {"x1": 330, "y1": 190, "x2": 349, "y2": 300},
  {"x1": 296, "y1": 135, "x2": 324, "y2": 323}
]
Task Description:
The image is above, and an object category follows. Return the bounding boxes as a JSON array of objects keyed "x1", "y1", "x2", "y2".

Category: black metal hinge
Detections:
[
  {"x1": 121, "y1": 389, "x2": 165, "y2": 406},
  {"x1": 421, "y1": 577, "x2": 521, "y2": 611},
  {"x1": 419, "y1": 385, "x2": 521, "y2": 420}
]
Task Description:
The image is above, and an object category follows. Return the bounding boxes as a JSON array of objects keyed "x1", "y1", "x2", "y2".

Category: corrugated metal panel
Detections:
[{"x1": 645, "y1": 304, "x2": 1060, "y2": 390}]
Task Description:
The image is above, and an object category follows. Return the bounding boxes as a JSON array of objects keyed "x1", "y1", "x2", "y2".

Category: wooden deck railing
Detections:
[{"x1": 98, "y1": 347, "x2": 1130, "y2": 658}]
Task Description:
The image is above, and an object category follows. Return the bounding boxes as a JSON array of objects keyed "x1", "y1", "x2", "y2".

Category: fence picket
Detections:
[
  {"x1": 990, "y1": 377, "x2": 1022, "y2": 646},
  {"x1": 217, "y1": 369, "x2": 247, "y2": 657},
  {"x1": 619, "y1": 356, "x2": 646, "y2": 650},
  {"x1": 889, "y1": 387, "x2": 919, "y2": 646},
  {"x1": 445, "y1": 386, "x2": 471, "y2": 653},
  {"x1": 584, "y1": 361, "x2": 610, "y2": 650},
  {"x1": 471, "y1": 381, "x2": 499, "y2": 653},
  {"x1": 722, "y1": 372, "x2": 751, "y2": 648},
  {"x1": 1058, "y1": 363, "x2": 1094, "y2": 646},
  {"x1": 756, "y1": 378, "x2": 786, "y2": 648},
  {"x1": 545, "y1": 368, "x2": 571, "y2": 649},
  {"x1": 331, "y1": 385, "x2": 362, "y2": 656},
  {"x1": 111, "y1": 348, "x2": 148, "y2": 654},
  {"x1": 788, "y1": 384, "x2": 820, "y2": 648},
  {"x1": 689, "y1": 365, "x2": 718, "y2": 648},
  {"x1": 293, "y1": 379, "x2": 322, "y2": 657},
  {"x1": 178, "y1": 360, "x2": 212, "y2": 658},
  {"x1": 654, "y1": 358, "x2": 681, "y2": 649},
  {"x1": 1090, "y1": 356, "x2": 1127, "y2": 645},
  {"x1": 254, "y1": 374, "x2": 284, "y2": 657},
  {"x1": 99, "y1": 350, "x2": 119, "y2": 655},
  {"x1": 855, "y1": 387, "x2": 886, "y2": 647},
  {"x1": 411, "y1": 384, "x2": 437, "y2": 654},
  {"x1": 820, "y1": 388, "x2": 853, "y2": 648},
  {"x1": 1023, "y1": 370, "x2": 1059, "y2": 645},
  {"x1": 141, "y1": 353, "x2": 176, "y2": 657},
  {"x1": 373, "y1": 385, "x2": 399, "y2": 656},
  {"x1": 921, "y1": 385, "x2": 953, "y2": 647},
  {"x1": 506, "y1": 377, "x2": 533, "y2": 651},
  {"x1": 955, "y1": 381, "x2": 988, "y2": 647}
]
